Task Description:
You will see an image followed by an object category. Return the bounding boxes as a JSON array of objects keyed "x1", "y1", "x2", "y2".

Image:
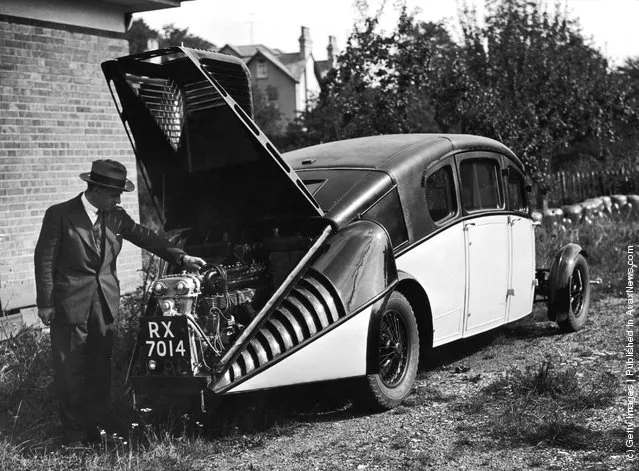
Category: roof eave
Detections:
[
  {"x1": 247, "y1": 51, "x2": 299, "y2": 83},
  {"x1": 99, "y1": 0, "x2": 187, "y2": 13}
]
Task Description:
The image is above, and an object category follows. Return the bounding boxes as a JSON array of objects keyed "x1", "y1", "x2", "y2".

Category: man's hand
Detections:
[
  {"x1": 38, "y1": 307, "x2": 55, "y2": 326},
  {"x1": 182, "y1": 255, "x2": 206, "y2": 271}
]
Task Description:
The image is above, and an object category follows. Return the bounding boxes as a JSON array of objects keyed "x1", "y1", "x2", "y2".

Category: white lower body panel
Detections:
[{"x1": 227, "y1": 306, "x2": 372, "y2": 393}]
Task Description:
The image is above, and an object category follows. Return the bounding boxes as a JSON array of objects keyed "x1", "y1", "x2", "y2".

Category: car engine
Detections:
[{"x1": 144, "y1": 229, "x2": 313, "y2": 374}]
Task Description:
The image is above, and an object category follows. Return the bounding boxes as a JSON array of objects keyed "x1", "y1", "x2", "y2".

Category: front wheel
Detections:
[{"x1": 356, "y1": 291, "x2": 419, "y2": 410}]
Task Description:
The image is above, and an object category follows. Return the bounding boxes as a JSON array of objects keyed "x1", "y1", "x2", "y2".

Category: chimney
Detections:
[
  {"x1": 299, "y1": 26, "x2": 313, "y2": 59},
  {"x1": 327, "y1": 35, "x2": 338, "y2": 66}
]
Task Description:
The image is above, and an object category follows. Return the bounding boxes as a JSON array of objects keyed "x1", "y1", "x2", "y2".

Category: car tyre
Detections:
[
  {"x1": 357, "y1": 291, "x2": 419, "y2": 410},
  {"x1": 553, "y1": 254, "x2": 591, "y2": 332}
]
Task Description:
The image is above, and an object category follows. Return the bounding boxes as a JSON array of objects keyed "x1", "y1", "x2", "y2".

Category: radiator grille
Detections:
[
  {"x1": 219, "y1": 271, "x2": 344, "y2": 387},
  {"x1": 125, "y1": 75, "x2": 185, "y2": 151}
]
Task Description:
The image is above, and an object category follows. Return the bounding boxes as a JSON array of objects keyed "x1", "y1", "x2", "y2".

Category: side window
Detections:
[
  {"x1": 506, "y1": 167, "x2": 528, "y2": 212},
  {"x1": 362, "y1": 189, "x2": 408, "y2": 248},
  {"x1": 459, "y1": 159, "x2": 503, "y2": 211},
  {"x1": 425, "y1": 165, "x2": 457, "y2": 223}
]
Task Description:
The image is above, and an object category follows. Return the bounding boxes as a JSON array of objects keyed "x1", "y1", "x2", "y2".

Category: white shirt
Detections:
[{"x1": 81, "y1": 192, "x2": 100, "y2": 225}]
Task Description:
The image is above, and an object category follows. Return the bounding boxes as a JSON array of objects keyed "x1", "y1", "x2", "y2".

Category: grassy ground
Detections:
[{"x1": 0, "y1": 216, "x2": 636, "y2": 470}]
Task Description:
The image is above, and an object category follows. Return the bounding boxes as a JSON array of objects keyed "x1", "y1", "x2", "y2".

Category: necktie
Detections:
[{"x1": 93, "y1": 210, "x2": 104, "y2": 255}]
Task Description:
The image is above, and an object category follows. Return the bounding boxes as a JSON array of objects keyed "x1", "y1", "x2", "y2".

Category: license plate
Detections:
[{"x1": 140, "y1": 316, "x2": 190, "y2": 359}]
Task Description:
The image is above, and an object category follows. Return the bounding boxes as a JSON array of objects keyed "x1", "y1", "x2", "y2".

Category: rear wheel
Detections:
[
  {"x1": 556, "y1": 254, "x2": 590, "y2": 332},
  {"x1": 357, "y1": 292, "x2": 419, "y2": 410}
]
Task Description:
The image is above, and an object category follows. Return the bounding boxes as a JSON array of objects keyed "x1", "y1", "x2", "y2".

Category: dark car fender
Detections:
[
  {"x1": 312, "y1": 219, "x2": 401, "y2": 377},
  {"x1": 548, "y1": 243, "x2": 588, "y2": 321},
  {"x1": 311, "y1": 219, "x2": 398, "y2": 315},
  {"x1": 212, "y1": 219, "x2": 399, "y2": 393}
]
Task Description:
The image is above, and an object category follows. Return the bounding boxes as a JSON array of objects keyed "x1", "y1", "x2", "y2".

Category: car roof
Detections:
[{"x1": 284, "y1": 134, "x2": 524, "y2": 176}]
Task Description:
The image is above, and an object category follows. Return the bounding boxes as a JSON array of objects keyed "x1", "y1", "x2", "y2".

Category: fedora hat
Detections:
[{"x1": 79, "y1": 159, "x2": 135, "y2": 192}]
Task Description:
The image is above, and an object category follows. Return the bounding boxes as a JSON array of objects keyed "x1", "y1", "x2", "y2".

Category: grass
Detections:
[
  {"x1": 535, "y1": 213, "x2": 639, "y2": 296},
  {"x1": 455, "y1": 356, "x2": 621, "y2": 451}
]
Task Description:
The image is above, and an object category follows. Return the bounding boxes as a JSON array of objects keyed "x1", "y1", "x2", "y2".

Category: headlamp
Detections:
[
  {"x1": 152, "y1": 282, "x2": 167, "y2": 296},
  {"x1": 175, "y1": 280, "x2": 189, "y2": 295}
]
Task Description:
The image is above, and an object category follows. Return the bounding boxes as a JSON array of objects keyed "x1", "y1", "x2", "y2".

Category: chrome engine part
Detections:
[
  {"x1": 141, "y1": 231, "x2": 315, "y2": 377},
  {"x1": 147, "y1": 261, "x2": 266, "y2": 371}
]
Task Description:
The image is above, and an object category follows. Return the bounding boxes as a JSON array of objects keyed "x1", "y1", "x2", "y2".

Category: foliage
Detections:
[
  {"x1": 125, "y1": 19, "x2": 215, "y2": 55},
  {"x1": 535, "y1": 214, "x2": 639, "y2": 296},
  {"x1": 252, "y1": 85, "x2": 284, "y2": 138},
  {"x1": 125, "y1": 19, "x2": 159, "y2": 55},
  {"x1": 453, "y1": 0, "x2": 636, "y2": 188},
  {"x1": 159, "y1": 24, "x2": 215, "y2": 50},
  {"x1": 287, "y1": 0, "x2": 638, "y2": 196},
  {"x1": 618, "y1": 56, "x2": 639, "y2": 109},
  {"x1": 285, "y1": 9, "x2": 459, "y2": 150}
]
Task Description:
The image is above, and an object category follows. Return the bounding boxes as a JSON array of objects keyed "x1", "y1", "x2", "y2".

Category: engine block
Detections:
[{"x1": 147, "y1": 262, "x2": 266, "y2": 367}]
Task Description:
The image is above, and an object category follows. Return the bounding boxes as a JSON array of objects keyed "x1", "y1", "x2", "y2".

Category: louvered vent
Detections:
[
  {"x1": 218, "y1": 272, "x2": 345, "y2": 387},
  {"x1": 183, "y1": 80, "x2": 226, "y2": 112},
  {"x1": 125, "y1": 74, "x2": 184, "y2": 151},
  {"x1": 200, "y1": 60, "x2": 253, "y2": 117}
]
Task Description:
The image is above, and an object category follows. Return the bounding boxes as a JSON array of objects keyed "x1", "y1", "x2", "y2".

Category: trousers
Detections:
[{"x1": 50, "y1": 288, "x2": 114, "y2": 442}]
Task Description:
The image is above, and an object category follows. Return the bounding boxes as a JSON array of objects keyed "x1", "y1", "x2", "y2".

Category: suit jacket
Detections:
[{"x1": 34, "y1": 193, "x2": 185, "y2": 324}]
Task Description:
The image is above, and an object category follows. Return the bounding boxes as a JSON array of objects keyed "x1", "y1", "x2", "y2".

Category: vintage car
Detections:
[{"x1": 101, "y1": 47, "x2": 591, "y2": 412}]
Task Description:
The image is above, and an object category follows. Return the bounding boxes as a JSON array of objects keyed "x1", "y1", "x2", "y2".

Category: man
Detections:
[{"x1": 34, "y1": 159, "x2": 205, "y2": 446}]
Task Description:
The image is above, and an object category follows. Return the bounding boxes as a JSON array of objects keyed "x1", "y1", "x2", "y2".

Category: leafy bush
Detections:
[{"x1": 536, "y1": 215, "x2": 639, "y2": 295}]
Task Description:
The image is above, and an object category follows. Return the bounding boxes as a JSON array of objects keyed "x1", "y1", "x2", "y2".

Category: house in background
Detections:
[
  {"x1": 0, "y1": 0, "x2": 190, "y2": 333},
  {"x1": 219, "y1": 27, "x2": 338, "y2": 132}
]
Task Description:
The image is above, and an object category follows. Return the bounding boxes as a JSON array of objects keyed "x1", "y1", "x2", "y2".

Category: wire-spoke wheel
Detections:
[
  {"x1": 557, "y1": 254, "x2": 590, "y2": 332},
  {"x1": 357, "y1": 291, "x2": 419, "y2": 410},
  {"x1": 378, "y1": 309, "x2": 409, "y2": 388}
]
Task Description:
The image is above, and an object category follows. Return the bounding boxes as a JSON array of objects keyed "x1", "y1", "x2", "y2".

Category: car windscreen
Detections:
[{"x1": 297, "y1": 169, "x2": 372, "y2": 212}]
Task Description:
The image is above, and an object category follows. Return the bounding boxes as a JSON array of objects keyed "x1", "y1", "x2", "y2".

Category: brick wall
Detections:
[{"x1": 0, "y1": 15, "x2": 143, "y2": 313}]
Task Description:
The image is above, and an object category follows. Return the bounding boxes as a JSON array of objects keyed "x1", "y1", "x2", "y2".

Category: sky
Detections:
[{"x1": 135, "y1": 0, "x2": 638, "y2": 65}]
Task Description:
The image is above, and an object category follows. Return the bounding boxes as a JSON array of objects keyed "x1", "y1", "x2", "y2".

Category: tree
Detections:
[
  {"x1": 125, "y1": 19, "x2": 159, "y2": 55},
  {"x1": 453, "y1": 0, "x2": 636, "y2": 194},
  {"x1": 289, "y1": 0, "x2": 637, "y2": 203},
  {"x1": 618, "y1": 56, "x2": 639, "y2": 109},
  {"x1": 286, "y1": 8, "x2": 459, "y2": 149},
  {"x1": 159, "y1": 24, "x2": 215, "y2": 50},
  {"x1": 124, "y1": 19, "x2": 216, "y2": 55},
  {"x1": 252, "y1": 84, "x2": 284, "y2": 139}
]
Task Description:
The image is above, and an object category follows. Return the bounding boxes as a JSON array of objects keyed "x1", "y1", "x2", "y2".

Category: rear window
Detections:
[
  {"x1": 459, "y1": 159, "x2": 503, "y2": 211},
  {"x1": 300, "y1": 170, "x2": 369, "y2": 211},
  {"x1": 362, "y1": 189, "x2": 408, "y2": 248},
  {"x1": 506, "y1": 168, "x2": 528, "y2": 212},
  {"x1": 425, "y1": 166, "x2": 457, "y2": 223}
]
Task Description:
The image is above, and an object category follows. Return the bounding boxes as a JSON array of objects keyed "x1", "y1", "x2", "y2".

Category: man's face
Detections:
[{"x1": 93, "y1": 187, "x2": 123, "y2": 210}]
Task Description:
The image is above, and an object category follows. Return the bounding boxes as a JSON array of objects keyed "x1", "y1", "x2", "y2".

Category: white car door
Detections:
[
  {"x1": 464, "y1": 215, "x2": 510, "y2": 334},
  {"x1": 457, "y1": 155, "x2": 510, "y2": 337},
  {"x1": 505, "y1": 166, "x2": 535, "y2": 321}
]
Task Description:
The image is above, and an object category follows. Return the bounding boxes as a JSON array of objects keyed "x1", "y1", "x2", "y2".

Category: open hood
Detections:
[{"x1": 101, "y1": 47, "x2": 323, "y2": 231}]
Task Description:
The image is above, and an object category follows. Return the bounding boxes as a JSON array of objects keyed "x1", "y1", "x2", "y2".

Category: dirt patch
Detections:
[{"x1": 187, "y1": 297, "x2": 634, "y2": 471}]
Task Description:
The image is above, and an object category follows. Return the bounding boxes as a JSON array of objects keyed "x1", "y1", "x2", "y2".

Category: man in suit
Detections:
[{"x1": 34, "y1": 159, "x2": 206, "y2": 446}]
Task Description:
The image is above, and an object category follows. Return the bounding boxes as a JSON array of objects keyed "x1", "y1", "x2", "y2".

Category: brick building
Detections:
[{"x1": 0, "y1": 0, "x2": 187, "y2": 320}]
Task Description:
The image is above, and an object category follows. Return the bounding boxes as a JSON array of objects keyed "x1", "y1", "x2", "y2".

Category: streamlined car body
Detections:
[{"x1": 102, "y1": 47, "x2": 590, "y2": 411}]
